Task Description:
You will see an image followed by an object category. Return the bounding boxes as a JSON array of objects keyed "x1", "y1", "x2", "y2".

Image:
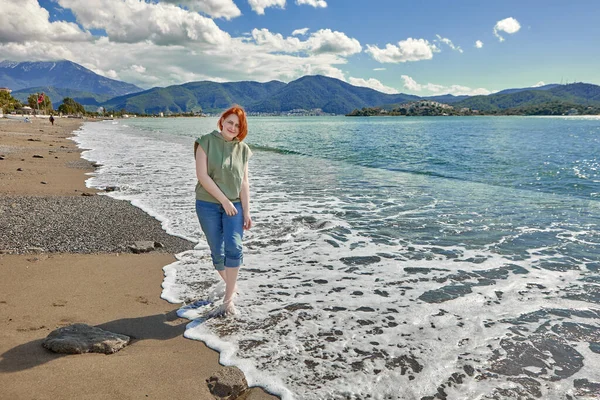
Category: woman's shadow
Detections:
[{"x1": 0, "y1": 309, "x2": 192, "y2": 373}]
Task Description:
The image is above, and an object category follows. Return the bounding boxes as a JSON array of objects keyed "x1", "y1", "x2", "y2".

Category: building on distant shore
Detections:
[{"x1": 0, "y1": 87, "x2": 12, "y2": 93}]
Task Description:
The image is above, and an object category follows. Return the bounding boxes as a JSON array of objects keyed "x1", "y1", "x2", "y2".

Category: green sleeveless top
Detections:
[{"x1": 194, "y1": 130, "x2": 252, "y2": 203}]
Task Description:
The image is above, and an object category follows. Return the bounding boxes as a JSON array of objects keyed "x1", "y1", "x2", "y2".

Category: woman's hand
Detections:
[
  {"x1": 243, "y1": 213, "x2": 252, "y2": 230},
  {"x1": 222, "y1": 200, "x2": 238, "y2": 216}
]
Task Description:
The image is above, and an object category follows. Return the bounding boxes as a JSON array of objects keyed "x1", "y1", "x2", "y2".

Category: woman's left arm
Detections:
[{"x1": 240, "y1": 162, "x2": 252, "y2": 230}]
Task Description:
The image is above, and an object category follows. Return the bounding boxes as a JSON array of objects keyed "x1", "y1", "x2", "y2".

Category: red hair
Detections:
[{"x1": 218, "y1": 105, "x2": 248, "y2": 141}]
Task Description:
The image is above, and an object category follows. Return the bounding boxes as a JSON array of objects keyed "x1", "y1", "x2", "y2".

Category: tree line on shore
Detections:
[
  {"x1": 347, "y1": 100, "x2": 600, "y2": 117},
  {"x1": 0, "y1": 91, "x2": 124, "y2": 117}
]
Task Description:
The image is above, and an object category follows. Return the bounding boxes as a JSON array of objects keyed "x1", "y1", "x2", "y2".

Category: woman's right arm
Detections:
[{"x1": 195, "y1": 146, "x2": 238, "y2": 216}]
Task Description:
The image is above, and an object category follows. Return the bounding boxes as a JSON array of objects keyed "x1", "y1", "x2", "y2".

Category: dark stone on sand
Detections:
[
  {"x1": 33, "y1": 154, "x2": 44, "y2": 158},
  {"x1": 206, "y1": 366, "x2": 248, "y2": 400},
  {"x1": 356, "y1": 307, "x2": 375, "y2": 312},
  {"x1": 418, "y1": 284, "x2": 474, "y2": 303},
  {"x1": 42, "y1": 323, "x2": 130, "y2": 354},
  {"x1": 339, "y1": 255, "x2": 381, "y2": 266},
  {"x1": 463, "y1": 365, "x2": 475, "y2": 376},
  {"x1": 324, "y1": 306, "x2": 347, "y2": 312},
  {"x1": 81, "y1": 192, "x2": 94, "y2": 196},
  {"x1": 17, "y1": 168, "x2": 23, "y2": 171},
  {"x1": 40, "y1": 181, "x2": 47, "y2": 184},
  {"x1": 405, "y1": 267, "x2": 433, "y2": 274},
  {"x1": 128, "y1": 241, "x2": 157, "y2": 254},
  {"x1": 284, "y1": 303, "x2": 313, "y2": 311},
  {"x1": 0, "y1": 156, "x2": 4, "y2": 160}
]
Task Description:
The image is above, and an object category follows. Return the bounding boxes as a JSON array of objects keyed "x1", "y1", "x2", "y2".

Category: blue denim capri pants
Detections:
[{"x1": 195, "y1": 200, "x2": 244, "y2": 271}]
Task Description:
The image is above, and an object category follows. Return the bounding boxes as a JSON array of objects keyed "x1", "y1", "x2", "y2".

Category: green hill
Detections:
[
  {"x1": 101, "y1": 75, "x2": 420, "y2": 115},
  {"x1": 453, "y1": 83, "x2": 600, "y2": 111},
  {"x1": 102, "y1": 80, "x2": 287, "y2": 114}
]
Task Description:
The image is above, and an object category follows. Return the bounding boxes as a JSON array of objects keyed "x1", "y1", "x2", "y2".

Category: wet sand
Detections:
[{"x1": 0, "y1": 117, "x2": 278, "y2": 399}]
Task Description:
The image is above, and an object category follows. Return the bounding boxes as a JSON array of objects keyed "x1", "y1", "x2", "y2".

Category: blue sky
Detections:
[{"x1": 1, "y1": 0, "x2": 599, "y2": 95}]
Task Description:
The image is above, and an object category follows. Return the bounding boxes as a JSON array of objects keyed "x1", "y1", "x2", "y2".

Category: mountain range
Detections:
[
  {"x1": 2, "y1": 60, "x2": 600, "y2": 114},
  {"x1": 0, "y1": 60, "x2": 141, "y2": 96}
]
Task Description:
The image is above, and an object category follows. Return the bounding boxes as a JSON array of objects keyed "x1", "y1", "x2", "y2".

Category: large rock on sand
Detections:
[
  {"x1": 207, "y1": 366, "x2": 249, "y2": 399},
  {"x1": 128, "y1": 240, "x2": 157, "y2": 254},
  {"x1": 42, "y1": 323, "x2": 130, "y2": 354}
]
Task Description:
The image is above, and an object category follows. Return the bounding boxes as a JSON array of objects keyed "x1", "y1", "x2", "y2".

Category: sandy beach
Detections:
[{"x1": 0, "y1": 118, "x2": 278, "y2": 400}]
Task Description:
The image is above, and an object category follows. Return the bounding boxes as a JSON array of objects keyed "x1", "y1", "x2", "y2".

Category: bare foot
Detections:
[{"x1": 206, "y1": 302, "x2": 237, "y2": 318}]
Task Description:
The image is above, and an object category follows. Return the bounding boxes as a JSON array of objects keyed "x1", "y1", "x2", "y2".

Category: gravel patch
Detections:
[{"x1": 0, "y1": 195, "x2": 195, "y2": 254}]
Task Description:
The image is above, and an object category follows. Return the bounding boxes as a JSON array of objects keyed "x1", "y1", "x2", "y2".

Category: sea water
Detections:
[{"x1": 72, "y1": 116, "x2": 600, "y2": 400}]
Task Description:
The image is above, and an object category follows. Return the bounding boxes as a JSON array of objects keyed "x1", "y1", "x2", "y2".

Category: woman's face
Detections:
[{"x1": 220, "y1": 114, "x2": 240, "y2": 141}]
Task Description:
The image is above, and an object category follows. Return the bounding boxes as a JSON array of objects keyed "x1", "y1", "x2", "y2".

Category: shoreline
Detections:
[{"x1": 0, "y1": 118, "x2": 279, "y2": 399}]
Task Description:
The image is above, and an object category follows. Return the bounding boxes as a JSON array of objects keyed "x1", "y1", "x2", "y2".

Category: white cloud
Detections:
[
  {"x1": 251, "y1": 28, "x2": 303, "y2": 52},
  {"x1": 494, "y1": 17, "x2": 521, "y2": 42},
  {"x1": 366, "y1": 38, "x2": 439, "y2": 63},
  {"x1": 475, "y1": 40, "x2": 483, "y2": 48},
  {"x1": 248, "y1": 0, "x2": 286, "y2": 15},
  {"x1": 373, "y1": 68, "x2": 386, "y2": 71},
  {"x1": 401, "y1": 75, "x2": 491, "y2": 96},
  {"x1": 306, "y1": 29, "x2": 361, "y2": 56},
  {"x1": 349, "y1": 77, "x2": 398, "y2": 94},
  {"x1": 435, "y1": 35, "x2": 462, "y2": 53},
  {"x1": 131, "y1": 64, "x2": 146, "y2": 73},
  {"x1": 57, "y1": 0, "x2": 231, "y2": 45},
  {"x1": 105, "y1": 69, "x2": 118, "y2": 79},
  {"x1": 296, "y1": 0, "x2": 327, "y2": 8},
  {"x1": 160, "y1": 0, "x2": 242, "y2": 20},
  {"x1": 0, "y1": 2, "x2": 360, "y2": 90},
  {"x1": 0, "y1": 0, "x2": 90, "y2": 44},
  {"x1": 292, "y1": 28, "x2": 309, "y2": 36},
  {"x1": 532, "y1": 81, "x2": 545, "y2": 87},
  {"x1": 250, "y1": 28, "x2": 361, "y2": 56}
]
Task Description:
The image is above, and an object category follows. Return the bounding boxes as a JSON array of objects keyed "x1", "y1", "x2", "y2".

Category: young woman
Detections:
[{"x1": 194, "y1": 105, "x2": 252, "y2": 316}]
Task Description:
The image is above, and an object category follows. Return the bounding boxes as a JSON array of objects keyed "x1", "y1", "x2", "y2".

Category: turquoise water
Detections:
[{"x1": 77, "y1": 116, "x2": 600, "y2": 399}]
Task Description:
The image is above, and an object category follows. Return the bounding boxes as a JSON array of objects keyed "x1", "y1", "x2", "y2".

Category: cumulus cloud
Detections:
[
  {"x1": 475, "y1": 40, "x2": 483, "y2": 48},
  {"x1": 366, "y1": 38, "x2": 438, "y2": 63},
  {"x1": 250, "y1": 28, "x2": 361, "y2": 56},
  {"x1": 435, "y1": 35, "x2": 463, "y2": 53},
  {"x1": 292, "y1": 28, "x2": 309, "y2": 36},
  {"x1": 248, "y1": 0, "x2": 286, "y2": 15},
  {"x1": 130, "y1": 64, "x2": 146, "y2": 73},
  {"x1": 494, "y1": 17, "x2": 521, "y2": 42},
  {"x1": 57, "y1": 0, "x2": 231, "y2": 45},
  {"x1": 0, "y1": 1, "x2": 360, "y2": 90},
  {"x1": 348, "y1": 77, "x2": 398, "y2": 94},
  {"x1": 532, "y1": 81, "x2": 545, "y2": 87},
  {"x1": 296, "y1": 0, "x2": 327, "y2": 8},
  {"x1": 0, "y1": 0, "x2": 90, "y2": 44},
  {"x1": 401, "y1": 75, "x2": 491, "y2": 96},
  {"x1": 373, "y1": 68, "x2": 386, "y2": 71},
  {"x1": 307, "y1": 29, "x2": 361, "y2": 56},
  {"x1": 160, "y1": 0, "x2": 242, "y2": 20},
  {"x1": 251, "y1": 28, "x2": 303, "y2": 52}
]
